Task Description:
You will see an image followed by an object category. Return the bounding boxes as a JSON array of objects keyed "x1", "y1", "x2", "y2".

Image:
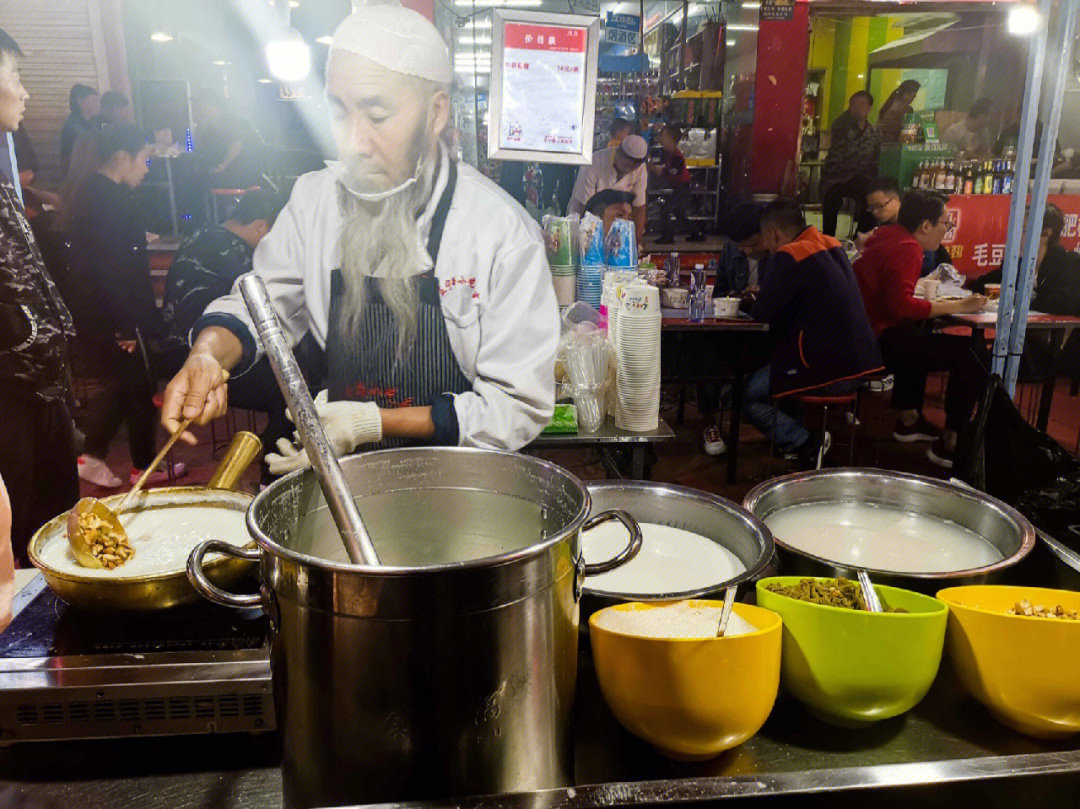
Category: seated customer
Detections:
[
  {"x1": 857, "y1": 177, "x2": 949, "y2": 275},
  {"x1": 698, "y1": 201, "x2": 769, "y2": 456},
  {"x1": 853, "y1": 190, "x2": 987, "y2": 469},
  {"x1": 970, "y1": 204, "x2": 1080, "y2": 317},
  {"x1": 584, "y1": 188, "x2": 634, "y2": 237},
  {"x1": 743, "y1": 198, "x2": 883, "y2": 465},
  {"x1": 161, "y1": 190, "x2": 282, "y2": 372},
  {"x1": 969, "y1": 203, "x2": 1080, "y2": 376}
]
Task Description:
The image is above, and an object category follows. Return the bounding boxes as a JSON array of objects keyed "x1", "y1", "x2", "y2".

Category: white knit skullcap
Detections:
[{"x1": 330, "y1": 4, "x2": 452, "y2": 85}]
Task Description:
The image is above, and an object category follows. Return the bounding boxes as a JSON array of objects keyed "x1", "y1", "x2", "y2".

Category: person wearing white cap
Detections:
[
  {"x1": 160, "y1": 3, "x2": 559, "y2": 467},
  {"x1": 568, "y1": 133, "x2": 649, "y2": 239}
]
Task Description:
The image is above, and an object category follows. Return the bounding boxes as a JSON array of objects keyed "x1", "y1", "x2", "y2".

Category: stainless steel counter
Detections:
[{"x1": 5, "y1": 549, "x2": 1080, "y2": 808}]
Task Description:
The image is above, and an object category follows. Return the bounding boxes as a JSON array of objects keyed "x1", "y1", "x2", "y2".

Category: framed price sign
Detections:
[{"x1": 488, "y1": 9, "x2": 601, "y2": 165}]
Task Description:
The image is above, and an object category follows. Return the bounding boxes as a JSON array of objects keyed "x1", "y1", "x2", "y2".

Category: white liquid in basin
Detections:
[
  {"x1": 764, "y1": 501, "x2": 1003, "y2": 574},
  {"x1": 582, "y1": 521, "x2": 746, "y2": 595},
  {"x1": 38, "y1": 506, "x2": 249, "y2": 577}
]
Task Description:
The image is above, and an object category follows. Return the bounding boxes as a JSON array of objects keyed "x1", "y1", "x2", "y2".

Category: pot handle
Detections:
[
  {"x1": 581, "y1": 509, "x2": 643, "y2": 575},
  {"x1": 186, "y1": 540, "x2": 262, "y2": 609}
]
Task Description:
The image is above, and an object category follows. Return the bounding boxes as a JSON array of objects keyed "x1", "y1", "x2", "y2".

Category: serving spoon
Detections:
[
  {"x1": 716, "y1": 586, "x2": 738, "y2": 636},
  {"x1": 67, "y1": 372, "x2": 228, "y2": 568},
  {"x1": 857, "y1": 568, "x2": 884, "y2": 613}
]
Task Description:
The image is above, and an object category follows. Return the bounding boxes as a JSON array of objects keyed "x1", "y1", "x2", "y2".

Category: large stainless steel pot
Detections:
[
  {"x1": 743, "y1": 469, "x2": 1036, "y2": 592},
  {"x1": 582, "y1": 482, "x2": 776, "y2": 619},
  {"x1": 186, "y1": 448, "x2": 640, "y2": 809}
]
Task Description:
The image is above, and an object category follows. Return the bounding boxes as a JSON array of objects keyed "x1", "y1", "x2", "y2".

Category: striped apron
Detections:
[{"x1": 324, "y1": 160, "x2": 470, "y2": 450}]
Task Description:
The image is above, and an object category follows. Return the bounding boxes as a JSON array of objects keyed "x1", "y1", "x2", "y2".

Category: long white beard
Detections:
[{"x1": 336, "y1": 155, "x2": 436, "y2": 363}]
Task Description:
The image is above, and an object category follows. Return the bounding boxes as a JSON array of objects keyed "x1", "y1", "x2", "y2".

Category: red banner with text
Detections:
[{"x1": 941, "y1": 194, "x2": 1080, "y2": 280}]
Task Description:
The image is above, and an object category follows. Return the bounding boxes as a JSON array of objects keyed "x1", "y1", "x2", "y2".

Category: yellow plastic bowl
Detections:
[
  {"x1": 937, "y1": 585, "x2": 1080, "y2": 738},
  {"x1": 756, "y1": 577, "x2": 948, "y2": 726},
  {"x1": 588, "y1": 600, "x2": 782, "y2": 759}
]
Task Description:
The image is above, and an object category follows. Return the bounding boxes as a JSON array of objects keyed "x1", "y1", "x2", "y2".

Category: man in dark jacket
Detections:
[
  {"x1": 59, "y1": 84, "x2": 99, "y2": 178},
  {"x1": 821, "y1": 91, "x2": 880, "y2": 238},
  {"x1": 746, "y1": 198, "x2": 883, "y2": 464},
  {"x1": 0, "y1": 29, "x2": 79, "y2": 564}
]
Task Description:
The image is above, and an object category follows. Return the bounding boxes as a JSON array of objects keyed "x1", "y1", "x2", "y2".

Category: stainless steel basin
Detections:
[
  {"x1": 582, "y1": 481, "x2": 775, "y2": 614},
  {"x1": 743, "y1": 469, "x2": 1036, "y2": 591}
]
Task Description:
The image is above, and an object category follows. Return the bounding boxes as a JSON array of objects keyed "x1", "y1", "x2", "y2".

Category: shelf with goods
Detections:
[{"x1": 645, "y1": 90, "x2": 723, "y2": 233}]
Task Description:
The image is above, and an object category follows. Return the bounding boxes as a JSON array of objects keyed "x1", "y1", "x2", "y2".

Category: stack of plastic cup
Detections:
[
  {"x1": 614, "y1": 284, "x2": 661, "y2": 432},
  {"x1": 577, "y1": 213, "x2": 606, "y2": 308},
  {"x1": 543, "y1": 215, "x2": 577, "y2": 310}
]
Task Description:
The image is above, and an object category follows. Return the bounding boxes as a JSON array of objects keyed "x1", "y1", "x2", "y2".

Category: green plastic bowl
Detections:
[{"x1": 756, "y1": 576, "x2": 949, "y2": 726}]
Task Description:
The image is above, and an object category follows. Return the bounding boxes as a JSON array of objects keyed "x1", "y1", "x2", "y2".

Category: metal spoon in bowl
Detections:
[
  {"x1": 857, "y1": 569, "x2": 884, "y2": 613},
  {"x1": 716, "y1": 586, "x2": 738, "y2": 636}
]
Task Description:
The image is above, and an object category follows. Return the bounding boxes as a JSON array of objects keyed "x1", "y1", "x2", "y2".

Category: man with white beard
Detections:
[{"x1": 161, "y1": 4, "x2": 559, "y2": 467}]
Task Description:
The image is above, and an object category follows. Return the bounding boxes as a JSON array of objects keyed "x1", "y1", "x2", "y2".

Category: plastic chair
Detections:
[{"x1": 792, "y1": 392, "x2": 860, "y2": 469}]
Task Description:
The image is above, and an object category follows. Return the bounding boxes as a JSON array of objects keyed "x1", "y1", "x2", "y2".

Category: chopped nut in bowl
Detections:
[{"x1": 937, "y1": 585, "x2": 1080, "y2": 737}]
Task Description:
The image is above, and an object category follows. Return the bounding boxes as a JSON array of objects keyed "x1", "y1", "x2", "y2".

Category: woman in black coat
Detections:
[{"x1": 64, "y1": 123, "x2": 176, "y2": 488}]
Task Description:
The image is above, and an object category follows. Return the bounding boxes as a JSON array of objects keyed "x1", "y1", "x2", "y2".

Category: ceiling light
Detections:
[
  {"x1": 316, "y1": 35, "x2": 333, "y2": 45},
  {"x1": 212, "y1": 60, "x2": 231, "y2": 66},
  {"x1": 456, "y1": 36, "x2": 493, "y2": 45},
  {"x1": 265, "y1": 27, "x2": 311, "y2": 82},
  {"x1": 455, "y1": 66, "x2": 492, "y2": 74},
  {"x1": 258, "y1": 78, "x2": 274, "y2": 84},
  {"x1": 726, "y1": 39, "x2": 735, "y2": 46},
  {"x1": 1006, "y1": 4, "x2": 1041, "y2": 36},
  {"x1": 150, "y1": 31, "x2": 174, "y2": 43},
  {"x1": 741, "y1": 1, "x2": 760, "y2": 7},
  {"x1": 288, "y1": 0, "x2": 300, "y2": 6},
  {"x1": 727, "y1": 24, "x2": 758, "y2": 31}
]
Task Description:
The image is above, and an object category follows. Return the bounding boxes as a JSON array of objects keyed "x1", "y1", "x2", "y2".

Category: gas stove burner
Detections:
[{"x1": 0, "y1": 576, "x2": 274, "y2": 742}]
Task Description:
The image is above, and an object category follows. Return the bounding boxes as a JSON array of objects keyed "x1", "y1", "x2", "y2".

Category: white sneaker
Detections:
[
  {"x1": 703, "y1": 425, "x2": 727, "y2": 456},
  {"x1": 77, "y1": 455, "x2": 123, "y2": 488},
  {"x1": 130, "y1": 462, "x2": 187, "y2": 486}
]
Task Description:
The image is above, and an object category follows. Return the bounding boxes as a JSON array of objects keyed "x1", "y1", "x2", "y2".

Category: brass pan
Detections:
[{"x1": 27, "y1": 432, "x2": 261, "y2": 611}]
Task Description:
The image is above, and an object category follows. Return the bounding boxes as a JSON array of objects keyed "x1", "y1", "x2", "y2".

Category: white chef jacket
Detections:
[
  {"x1": 567, "y1": 147, "x2": 648, "y2": 215},
  {"x1": 202, "y1": 152, "x2": 560, "y2": 451}
]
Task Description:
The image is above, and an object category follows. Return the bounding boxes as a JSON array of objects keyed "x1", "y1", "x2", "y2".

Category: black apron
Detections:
[{"x1": 325, "y1": 160, "x2": 470, "y2": 449}]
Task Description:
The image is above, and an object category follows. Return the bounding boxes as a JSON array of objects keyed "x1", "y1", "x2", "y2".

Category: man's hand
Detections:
[
  {"x1": 161, "y1": 353, "x2": 229, "y2": 445},
  {"x1": 264, "y1": 391, "x2": 383, "y2": 475},
  {"x1": 117, "y1": 339, "x2": 137, "y2": 353}
]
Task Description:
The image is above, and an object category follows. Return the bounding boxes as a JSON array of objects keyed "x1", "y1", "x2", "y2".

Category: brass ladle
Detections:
[{"x1": 67, "y1": 372, "x2": 228, "y2": 568}]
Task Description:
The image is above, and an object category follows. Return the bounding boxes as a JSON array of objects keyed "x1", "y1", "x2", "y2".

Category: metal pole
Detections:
[
  {"x1": 1004, "y1": 0, "x2": 1080, "y2": 392},
  {"x1": 992, "y1": 0, "x2": 1054, "y2": 382}
]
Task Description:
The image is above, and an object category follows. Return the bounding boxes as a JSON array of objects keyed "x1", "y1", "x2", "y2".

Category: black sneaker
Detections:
[
  {"x1": 926, "y1": 438, "x2": 955, "y2": 469},
  {"x1": 893, "y1": 416, "x2": 941, "y2": 443},
  {"x1": 796, "y1": 430, "x2": 832, "y2": 469}
]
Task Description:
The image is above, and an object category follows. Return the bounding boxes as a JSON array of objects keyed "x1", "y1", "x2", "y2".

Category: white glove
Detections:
[{"x1": 264, "y1": 390, "x2": 383, "y2": 475}]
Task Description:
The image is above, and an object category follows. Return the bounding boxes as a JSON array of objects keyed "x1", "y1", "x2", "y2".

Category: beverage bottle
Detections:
[
  {"x1": 664, "y1": 252, "x2": 681, "y2": 286},
  {"x1": 973, "y1": 167, "x2": 984, "y2": 195},
  {"x1": 982, "y1": 161, "x2": 995, "y2": 194},
  {"x1": 912, "y1": 161, "x2": 924, "y2": 190},
  {"x1": 945, "y1": 160, "x2": 956, "y2": 193},
  {"x1": 992, "y1": 160, "x2": 1004, "y2": 194},
  {"x1": 919, "y1": 161, "x2": 932, "y2": 190},
  {"x1": 962, "y1": 162, "x2": 975, "y2": 195},
  {"x1": 689, "y1": 263, "x2": 707, "y2": 322},
  {"x1": 1001, "y1": 161, "x2": 1014, "y2": 195}
]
